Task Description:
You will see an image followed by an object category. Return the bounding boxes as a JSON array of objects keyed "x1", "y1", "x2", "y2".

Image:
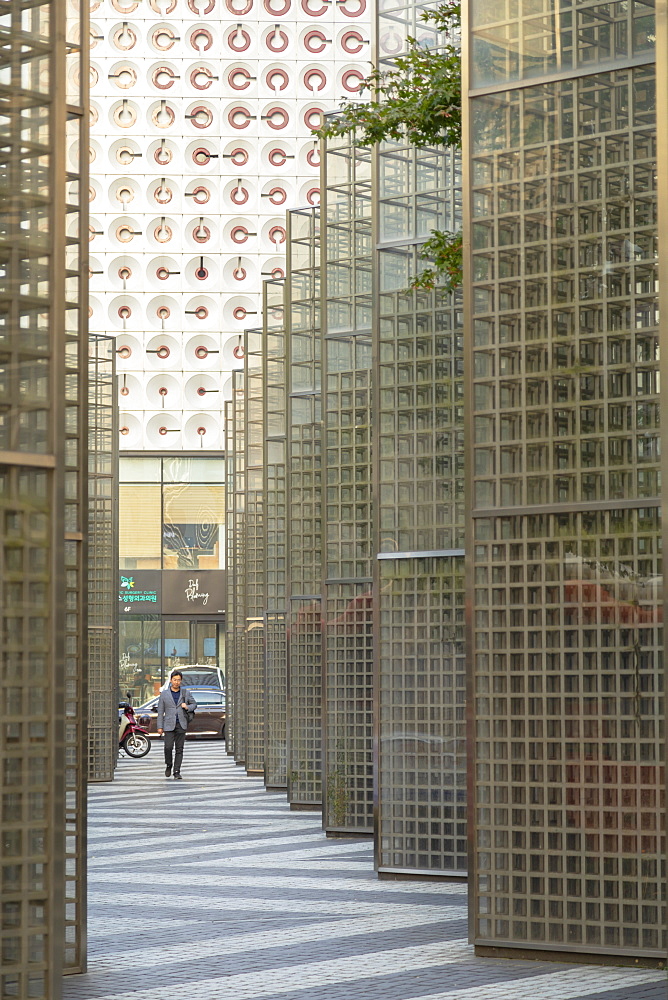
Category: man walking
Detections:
[{"x1": 157, "y1": 670, "x2": 197, "y2": 779}]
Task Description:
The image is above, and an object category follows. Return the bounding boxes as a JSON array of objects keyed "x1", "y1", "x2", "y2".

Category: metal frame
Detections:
[
  {"x1": 285, "y1": 207, "x2": 323, "y2": 810},
  {"x1": 464, "y1": 0, "x2": 666, "y2": 960},
  {"x1": 263, "y1": 278, "x2": 288, "y2": 790},
  {"x1": 0, "y1": 0, "x2": 89, "y2": 992},
  {"x1": 88, "y1": 337, "x2": 119, "y2": 784}
]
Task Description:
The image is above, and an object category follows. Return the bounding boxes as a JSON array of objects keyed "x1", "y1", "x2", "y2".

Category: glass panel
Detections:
[
  {"x1": 119, "y1": 618, "x2": 162, "y2": 702},
  {"x1": 162, "y1": 483, "x2": 225, "y2": 569},
  {"x1": 471, "y1": 0, "x2": 655, "y2": 88},
  {"x1": 165, "y1": 621, "x2": 190, "y2": 670},
  {"x1": 119, "y1": 482, "x2": 161, "y2": 569}
]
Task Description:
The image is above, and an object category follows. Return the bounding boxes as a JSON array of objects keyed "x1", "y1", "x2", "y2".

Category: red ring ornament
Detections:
[
  {"x1": 342, "y1": 69, "x2": 364, "y2": 93},
  {"x1": 152, "y1": 26, "x2": 177, "y2": 51},
  {"x1": 306, "y1": 187, "x2": 320, "y2": 205},
  {"x1": 341, "y1": 30, "x2": 364, "y2": 53},
  {"x1": 194, "y1": 264, "x2": 209, "y2": 280},
  {"x1": 226, "y1": 0, "x2": 252, "y2": 11},
  {"x1": 152, "y1": 65, "x2": 177, "y2": 90},
  {"x1": 195, "y1": 346, "x2": 209, "y2": 358},
  {"x1": 190, "y1": 0, "x2": 215, "y2": 12},
  {"x1": 228, "y1": 106, "x2": 253, "y2": 129},
  {"x1": 265, "y1": 106, "x2": 288, "y2": 129},
  {"x1": 340, "y1": 0, "x2": 366, "y2": 15},
  {"x1": 306, "y1": 148, "x2": 320, "y2": 167},
  {"x1": 304, "y1": 30, "x2": 327, "y2": 52},
  {"x1": 192, "y1": 224, "x2": 211, "y2": 243},
  {"x1": 266, "y1": 68, "x2": 289, "y2": 91},
  {"x1": 117, "y1": 345, "x2": 132, "y2": 358},
  {"x1": 153, "y1": 182, "x2": 172, "y2": 204},
  {"x1": 118, "y1": 305, "x2": 132, "y2": 319},
  {"x1": 189, "y1": 105, "x2": 214, "y2": 129},
  {"x1": 303, "y1": 107, "x2": 323, "y2": 130},
  {"x1": 264, "y1": 0, "x2": 290, "y2": 12},
  {"x1": 157, "y1": 306, "x2": 171, "y2": 320},
  {"x1": 154, "y1": 222, "x2": 172, "y2": 243},
  {"x1": 268, "y1": 148, "x2": 287, "y2": 166},
  {"x1": 192, "y1": 147, "x2": 212, "y2": 166},
  {"x1": 154, "y1": 144, "x2": 172, "y2": 165},
  {"x1": 265, "y1": 27, "x2": 289, "y2": 51},
  {"x1": 301, "y1": 0, "x2": 327, "y2": 14},
  {"x1": 231, "y1": 185, "x2": 249, "y2": 204},
  {"x1": 227, "y1": 27, "x2": 251, "y2": 51},
  {"x1": 380, "y1": 29, "x2": 402, "y2": 54},
  {"x1": 271, "y1": 266, "x2": 285, "y2": 279},
  {"x1": 233, "y1": 266, "x2": 247, "y2": 280},
  {"x1": 233, "y1": 306, "x2": 247, "y2": 320},
  {"x1": 268, "y1": 225, "x2": 286, "y2": 244},
  {"x1": 194, "y1": 305, "x2": 209, "y2": 319},
  {"x1": 190, "y1": 28, "x2": 213, "y2": 51},
  {"x1": 192, "y1": 185, "x2": 211, "y2": 204},
  {"x1": 268, "y1": 186, "x2": 286, "y2": 204},
  {"x1": 230, "y1": 147, "x2": 249, "y2": 165},
  {"x1": 156, "y1": 345, "x2": 170, "y2": 358},
  {"x1": 159, "y1": 387, "x2": 168, "y2": 396},
  {"x1": 230, "y1": 225, "x2": 249, "y2": 243},
  {"x1": 233, "y1": 344, "x2": 245, "y2": 359},
  {"x1": 304, "y1": 68, "x2": 326, "y2": 92},
  {"x1": 197, "y1": 427, "x2": 207, "y2": 436},
  {"x1": 229, "y1": 67, "x2": 252, "y2": 89},
  {"x1": 191, "y1": 67, "x2": 216, "y2": 90},
  {"x1": 156, "y1": 266, "x2": 171, "y2": 280},
  {"x1": 120, "y1": 426, "x2": 130, "y2": 435}
]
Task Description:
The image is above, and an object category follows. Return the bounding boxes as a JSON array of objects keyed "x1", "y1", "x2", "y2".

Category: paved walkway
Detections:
[{"x1": 64, "y1": 743, "x2": 666, "y2": 1000}]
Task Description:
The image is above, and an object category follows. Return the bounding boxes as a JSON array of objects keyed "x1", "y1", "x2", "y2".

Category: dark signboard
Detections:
[
  {"x1": 118, "y1": 571, "x2": 161, "y2": 613},
  {"x1": 162, "y1": 570, "x2": 226, "y2": 615}
]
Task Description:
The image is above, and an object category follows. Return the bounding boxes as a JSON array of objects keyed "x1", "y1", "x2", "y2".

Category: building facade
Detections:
[
  {"x1": 89, "y1": 0, "x2": 371, "y2": 689},
  {"x1": 464, "y1": 0, "x2": 666, "y2": 961}
]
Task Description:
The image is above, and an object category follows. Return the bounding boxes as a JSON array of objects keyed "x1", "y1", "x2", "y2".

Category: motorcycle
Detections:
[{"x1": 118, "y1": 693, "x2": 151, "y2": 758}]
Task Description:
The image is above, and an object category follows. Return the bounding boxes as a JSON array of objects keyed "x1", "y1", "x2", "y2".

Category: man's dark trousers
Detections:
[{"x1": 164, "y1": 724, "x2": 185, "y2": 774}]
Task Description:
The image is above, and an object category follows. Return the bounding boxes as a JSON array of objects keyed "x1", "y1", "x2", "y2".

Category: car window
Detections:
[
  {"x1": 195, "y1": 693, "x2": 224, "y2": 706},
  {"x1": 181, "y1": 671, "x2": 220, "y2": 687}
]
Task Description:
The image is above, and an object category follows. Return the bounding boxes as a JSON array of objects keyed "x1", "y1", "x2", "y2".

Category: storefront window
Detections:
[
  {"x1": 118, "y1": 457, "x2": 225, "y2": 569},
  {"x1": 118, "y1": 617, "x2": 161, "y2": 703},
  {"x1": 163, "y1": 482, "x2": 225, "y2": 569}
]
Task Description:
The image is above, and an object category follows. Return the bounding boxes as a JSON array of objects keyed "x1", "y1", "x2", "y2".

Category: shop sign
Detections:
[
  {"x1": 118, "y1": 571, "x2": 162, "y2": 612},
  {"x1": 162, "y1": 570, "x2": 226, "y2": 615}
]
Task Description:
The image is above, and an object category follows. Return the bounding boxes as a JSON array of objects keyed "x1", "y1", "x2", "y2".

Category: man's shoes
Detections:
[
  {"x1": 173, "y1": 773, "x2": 182, "y2": 780},
  {"x1": 165, "y1": 766, "x2": 172, "y2": 777}
]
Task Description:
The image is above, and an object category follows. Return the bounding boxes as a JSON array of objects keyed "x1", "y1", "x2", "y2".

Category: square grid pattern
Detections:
[
  {"x1": 469, "y1": 67, "x2": 665, "y2": 958},
  {"x1": 286, "y1": 208, "x2": 323, "y2": 807},
  {"x1": 244, "y1": 333, "x2": 266, "y2": 775},
  {"x1": 378, "y1": 557, "x2": 466, "y2": 873},
  {"x1": 288, "y1": 598, "x2": 323, "y2": 805},
  {"x1": 88, "y1": 339, "x2": 117, "y2": 784},
  {"x1": 472, "y1": 509, "x2": 665, "y2": 953},
  {"x1": 263, "y1": 280, "x2": 288, "y2": 789}
]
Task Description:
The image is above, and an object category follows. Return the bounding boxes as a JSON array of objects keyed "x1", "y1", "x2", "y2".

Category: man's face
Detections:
[{"x1": 170, "y1": 674, "x2": 182, "y2": 690}]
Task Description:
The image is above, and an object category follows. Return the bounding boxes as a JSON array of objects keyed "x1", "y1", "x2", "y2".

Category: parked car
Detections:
[
  {"x1": 136, "y1": 686, "x2": 226, "y2": 740},
  {"x1": 160, "y1": 665, "x2": 225, "y2": 690}
]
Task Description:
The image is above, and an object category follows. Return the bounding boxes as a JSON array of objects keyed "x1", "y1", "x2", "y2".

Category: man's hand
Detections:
[{"x1": 158, "y1": 728, "x2": 163, "y2": 735}]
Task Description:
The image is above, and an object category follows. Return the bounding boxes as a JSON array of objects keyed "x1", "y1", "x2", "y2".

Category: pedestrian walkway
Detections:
[{"x1": 64, "y1": 744, "x2": 666, "y2": 1000}]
